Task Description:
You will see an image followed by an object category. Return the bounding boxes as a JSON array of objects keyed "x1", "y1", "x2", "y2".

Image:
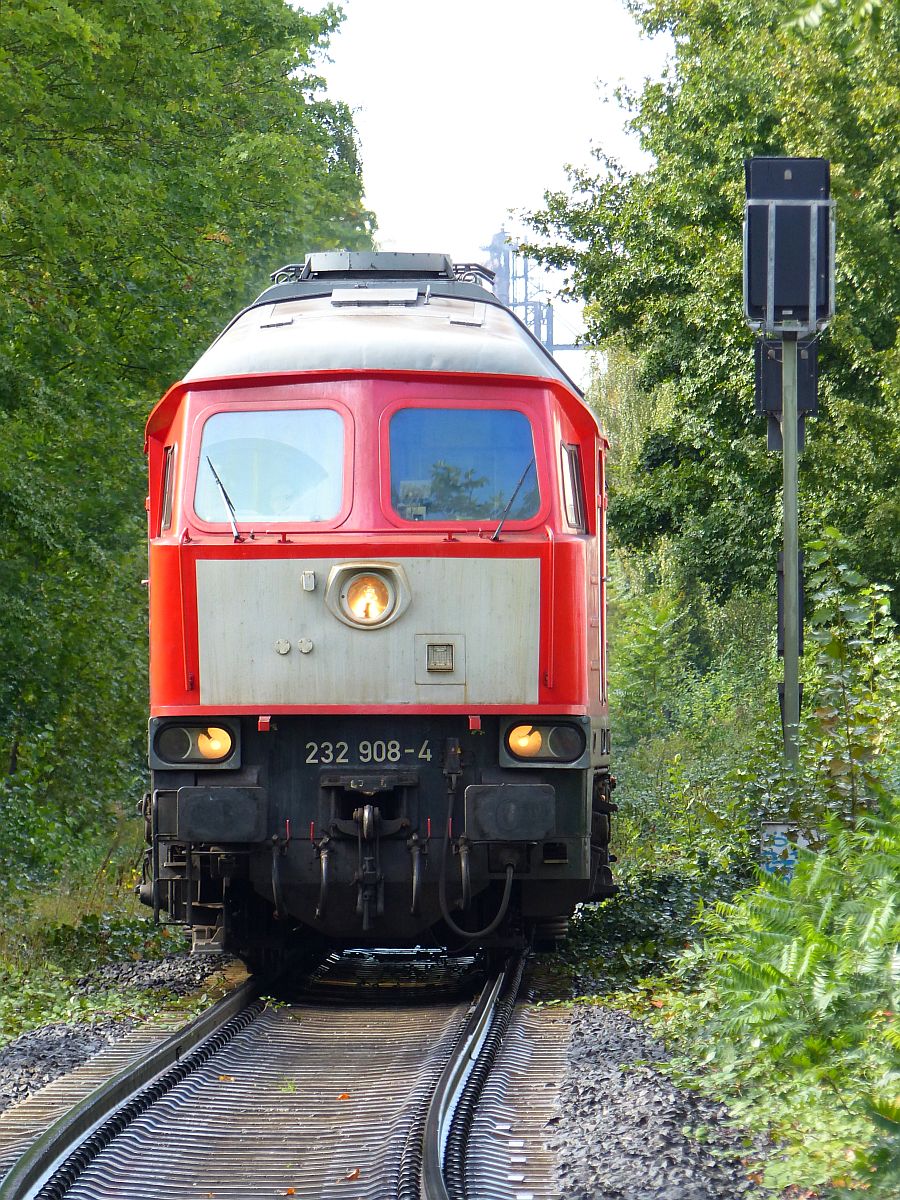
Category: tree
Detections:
[
  {"x1": 526, "y1": 0, "x2": 899, "y2": 602},
  {"x1": 0, "y1": 0, "x2": 373, "y2": 877}
]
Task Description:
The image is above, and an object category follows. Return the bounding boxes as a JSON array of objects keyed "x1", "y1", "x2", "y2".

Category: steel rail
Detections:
[
  {"x1": 443, "y1": 953, "x2": 527, "y2": 1198},
  {"x1": 0, "y1": 978, "x2": 261, "y2": 1200},
  {"x1": 420, "y1": 956, "x2": 524, "y2": 1200}
]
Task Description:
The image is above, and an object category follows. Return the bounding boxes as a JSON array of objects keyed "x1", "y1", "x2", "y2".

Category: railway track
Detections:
[{"x1": 0, "y1": 951, "x2": 568, "y2": 1200}]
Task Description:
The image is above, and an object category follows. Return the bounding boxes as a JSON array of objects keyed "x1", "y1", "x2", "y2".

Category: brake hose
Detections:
[{"x1": 439, "y1": 817, "x2": 515, "y2": 939}]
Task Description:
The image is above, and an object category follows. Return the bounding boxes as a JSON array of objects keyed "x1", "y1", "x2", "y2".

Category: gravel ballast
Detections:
[
  {"x1": 552, "y1": 1005, "x2": 771, "y2": 1199},
  {"x1": 0, "y1": 953, "x2": 230, "y2": 1115}
]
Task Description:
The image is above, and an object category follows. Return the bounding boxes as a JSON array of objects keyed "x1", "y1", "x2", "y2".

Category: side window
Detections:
[
  {"x1": 560, "y1": 443, "x2": 586, "y2": 532},
  {"x1": 161, "y1": 445, "x2": 175, "y2": 532}
]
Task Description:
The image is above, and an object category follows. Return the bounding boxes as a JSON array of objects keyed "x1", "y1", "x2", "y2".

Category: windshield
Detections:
[
  {"x1": 389, "y1": 407, "x2": 538, "y2": 522},
  {"x1": 194, "y1": 409, "x2": 344, "y2": 523}
]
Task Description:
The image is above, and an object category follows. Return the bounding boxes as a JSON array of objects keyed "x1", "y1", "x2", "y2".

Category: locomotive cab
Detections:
[{"x1": 141, "y1": 252, "x2": 614, "y2": 969}]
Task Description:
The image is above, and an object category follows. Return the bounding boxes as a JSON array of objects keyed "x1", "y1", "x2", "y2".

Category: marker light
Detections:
[
  {"x1": 548, "y1": 725, "x2": 584, "y2": 760},
  {"x1": 341, "y1": 572, "x2": 394, "y2": 626},
  {"x1": 504, "y1": 722, "x2": 586, "y2": 763},
  {"x1": 156, "y1": 726, "x2": 192, "y2": 762}
]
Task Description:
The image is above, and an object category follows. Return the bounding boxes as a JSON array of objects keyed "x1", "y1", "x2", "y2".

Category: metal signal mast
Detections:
[{"x1": 743, "y1": 157, "x2": 836, "y2": 767}]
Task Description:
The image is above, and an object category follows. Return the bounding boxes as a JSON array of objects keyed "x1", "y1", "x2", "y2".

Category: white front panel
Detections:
[{"x1": 196, "y1": 557, "x2": 540, "y2": 706}]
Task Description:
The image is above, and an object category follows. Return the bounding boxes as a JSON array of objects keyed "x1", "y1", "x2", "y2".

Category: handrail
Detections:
[{"x1": 543, "y1": 524, "x2": 556, "y2": 689}]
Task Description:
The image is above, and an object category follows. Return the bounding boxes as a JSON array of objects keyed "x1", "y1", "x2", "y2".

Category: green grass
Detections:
[{"x1": 0, "y1": 833, "x2": 218, "y2": 1046}]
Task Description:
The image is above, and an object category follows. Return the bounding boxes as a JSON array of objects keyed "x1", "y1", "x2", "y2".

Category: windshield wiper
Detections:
[
  {"x1": 490, "y1": 456, "x2": 535, "y2": 542},
  {"x1": 206, "y1": 456, "x2": 243, "y2": 542}
]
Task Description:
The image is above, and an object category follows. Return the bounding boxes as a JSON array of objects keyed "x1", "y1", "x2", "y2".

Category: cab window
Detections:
[
  {"x1": 560, "y1": 443, "x2": 586, "y2": 532},
  {"x1": 389, "y1": 408, "x2": 538, "y2": 522},
  {"x1": 160, "y1": 445, "x2": 175, "y2": 531},
  {"x1": 194, "y1": 409, "x2": 343, "y2": 523}
]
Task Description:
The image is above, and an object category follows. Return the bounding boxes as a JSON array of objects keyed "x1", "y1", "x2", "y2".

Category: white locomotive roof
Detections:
[{"x1": 184, "y1": 289, "x2": 576, "y2": 390}]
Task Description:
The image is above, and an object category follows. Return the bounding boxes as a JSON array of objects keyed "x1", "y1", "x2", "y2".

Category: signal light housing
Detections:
[
  {"x1": 501, "y1": 720, "x2": 589, "y2": 767},
  {"x1": 149, "y1": 720, "x2": 240, "y2": 770}
]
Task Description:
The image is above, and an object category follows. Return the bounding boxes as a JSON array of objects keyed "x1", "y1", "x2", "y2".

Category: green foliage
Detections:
[
  {"x1": 0, "y1": 865, "x2": 191, "y2": 1045},
  {"x1": 0, "y1": 1, "x2": 373, "y2": 880},
  {"x1": 792, "y1": 0, "x2": 887, "y2": 34},
  {"x1": 566, "y1": 535, "x2": 899, "y2": 1190},
  {"x1": 526, "y1": 0, "x2": 900, "y2": 603},
  {"x1": 605, "y1": 550, "x2": 779, "y2": 871},
  {"x1": 806, "y1": 528, "x2": 899, "y2": 815},
  {"x1": 561, "y1": 862, "x2": 742, "y2": 993},
  {"x1": 0, "y1": 949, "x2": 176, "y2": 1045},
  {"x1": 0, "y1": 821, "x2": 252, "y2": 1045},
  {"x1": 41, "y1": 911, "x2": 178, "y2": 970},
  {"x1": 662, "y1": 795, "x2": 900, "y2": 1192}
]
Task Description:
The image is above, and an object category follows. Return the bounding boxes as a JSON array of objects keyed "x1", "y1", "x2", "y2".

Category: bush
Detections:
[
  {"x1": 647, "y1": 536, "x2": 900, "y2": 1192},
  {"x1": 565, "y1": 532, "x2": 899, "y2": 1192},
  {"x1": 662, "y1": 797, "x2": 900, "y2": 1193}
]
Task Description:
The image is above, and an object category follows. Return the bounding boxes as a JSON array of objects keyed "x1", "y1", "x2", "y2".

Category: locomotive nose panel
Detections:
[{"x1": 195, "y1": 556, "x2": 540, "y2": 706}]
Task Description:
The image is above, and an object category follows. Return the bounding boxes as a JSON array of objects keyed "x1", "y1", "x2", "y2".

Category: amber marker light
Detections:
[
  {"x1": 197, "y1": 727, "x2": 233, "y2": 760},
  {"x1": 507, "y1": 725, "x2": 543, "y2": 758},
  {"x1": 342, "y1": 572, "x2": 394, "y2": 626}
]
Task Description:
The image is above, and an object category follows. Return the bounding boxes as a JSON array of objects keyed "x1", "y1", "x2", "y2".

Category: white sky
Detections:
[
  {"x1": 319, "y1": 1, "x2": 671, "y2": 381},
  {"x1": 321, "y1": 0, "x2": 669, "y2": 258}
]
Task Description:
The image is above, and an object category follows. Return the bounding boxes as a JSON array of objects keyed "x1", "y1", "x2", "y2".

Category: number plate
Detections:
[{"x1": 305, "y1": 738, "x2": 433, "y2": 766}]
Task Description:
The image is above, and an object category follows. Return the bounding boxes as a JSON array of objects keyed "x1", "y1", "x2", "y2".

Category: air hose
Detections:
[{"x1": 438, "y1": 818, "x2": 515, "y2": 940}]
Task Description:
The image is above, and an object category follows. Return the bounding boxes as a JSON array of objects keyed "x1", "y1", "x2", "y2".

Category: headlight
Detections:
[
  {"x1": 504, "y1": 722, "x2": 586, "y2": 763},
  {"x1": 507, "y1": 725, "x2": 544, "y2": 757},
  {"x1": 153, "y1": 724, "x2": 235, "y2": 765},
  {"x1": 196, "y1": 727, "x2": 233, "y2": 760},
  {"x1": 340, "y1": 571, "x2": 395, "y2": 626},
  {"x1": 324, "y1": 562, "x2": 411, "y2": 630}
]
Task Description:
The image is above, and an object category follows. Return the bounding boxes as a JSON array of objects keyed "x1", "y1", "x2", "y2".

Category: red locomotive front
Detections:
[{"x1": 141, "y1": 253, "x2": 613, "y2": 970}]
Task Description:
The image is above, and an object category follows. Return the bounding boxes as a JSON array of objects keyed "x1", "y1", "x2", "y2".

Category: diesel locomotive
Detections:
[{"x1": 140, "y1": 251, "x2": 615, "y2": 969}]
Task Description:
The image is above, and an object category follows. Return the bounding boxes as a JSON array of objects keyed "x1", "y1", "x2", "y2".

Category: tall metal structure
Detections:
[
  {"x1": 743, "y1": 157, "x2": 835, "y2": 766},
  {"x1": 485, "y1": 231, "x2": 578, "y2": 355}
]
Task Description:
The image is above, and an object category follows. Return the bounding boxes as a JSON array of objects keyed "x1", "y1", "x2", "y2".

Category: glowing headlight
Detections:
[
  {"x1": 504, "y1": 722, "x2": 586, "y2": 763},
  {"x1": 154, "y1": 724, "x2": 235, "y2": 765},
  {"x1": 508, "y1": 725, "x2": 543, "y2": 757},
  {"x1": 341, "y1": 571, "x2": 395, "y2": 626},
  {"x1": 196, "y1": 727, "x2": 233, "y2": 760},
  {"x1": 325, "y1": 562, "x2": 410, "y2": 630}
]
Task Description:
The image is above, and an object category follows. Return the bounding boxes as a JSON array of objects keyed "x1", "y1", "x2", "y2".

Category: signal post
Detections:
[{"x1": 743, "y1": 157, "x2": 835, "y2": 765}]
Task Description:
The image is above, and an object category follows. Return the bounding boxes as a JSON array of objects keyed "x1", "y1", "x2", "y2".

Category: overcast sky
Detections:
[
  {"x1": 321, "y1": 1, "x2": 670, "y2": 260},
  {"x1": 319, "y1": 1, "x2": 671, "y2": 379}
]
